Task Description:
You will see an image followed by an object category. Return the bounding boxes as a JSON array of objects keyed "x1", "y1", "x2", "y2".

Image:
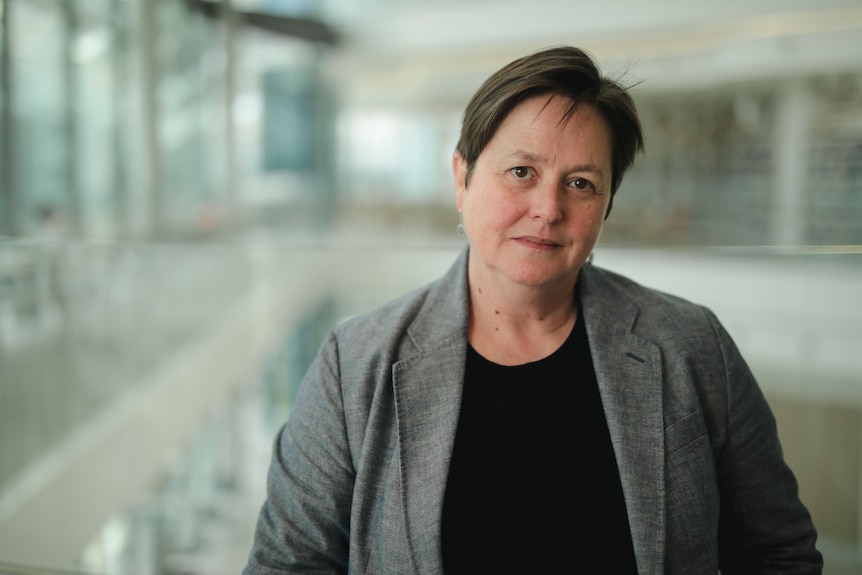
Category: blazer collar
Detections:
[
  {"x1": 405, "y1": 248, "x2": 471, "y2": 350},
  {"x1": 580, "y1": 263, "x2": 666, "y2": 575}
]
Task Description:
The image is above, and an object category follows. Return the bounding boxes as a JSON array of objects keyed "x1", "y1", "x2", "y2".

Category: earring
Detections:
[{"x1": 457, "y1": 212, "x2": 465, "y2": 237}]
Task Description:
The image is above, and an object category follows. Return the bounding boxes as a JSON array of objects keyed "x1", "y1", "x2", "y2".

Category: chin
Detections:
[{"x1": 506, "y1": 266, "x2": 577, "y2": 289}]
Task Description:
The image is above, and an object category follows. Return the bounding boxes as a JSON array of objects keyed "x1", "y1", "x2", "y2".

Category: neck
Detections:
[{"x1": 466, "y1": 261, "x2": 579, "y2": 365}]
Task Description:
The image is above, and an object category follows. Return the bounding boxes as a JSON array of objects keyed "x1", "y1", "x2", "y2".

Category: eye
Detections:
[
  {"x1": 510, "y1": 166, "x2": 533, "y2": 179},
  {"x1": 570, "y1": 177, "x2": 594, "y2": 191}
]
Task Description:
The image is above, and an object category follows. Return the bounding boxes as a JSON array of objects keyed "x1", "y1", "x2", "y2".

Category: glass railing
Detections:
[
  {"x1": 0, "y1": 237, "x2": 859, "y2": 574},
  {"x1": 0, "y1": 238, "x2": 256, "y2": 496},
  {"x1": 0, "y1": 562, "x2": 91, "y2": 575}
]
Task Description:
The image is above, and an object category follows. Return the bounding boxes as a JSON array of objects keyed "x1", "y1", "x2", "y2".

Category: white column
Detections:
[
  {"x1": 138, "y1": 0, "x2": 161, "y2": 238},
  {"x1": 1, "y1": 0, "x2": 17, "y2": 235},
  {"x1": 222, "y1": 0, "x2": 239, "y2": 227},
  {"x1": 772, "y1": 80, "x2": 812, "y2": 246}
]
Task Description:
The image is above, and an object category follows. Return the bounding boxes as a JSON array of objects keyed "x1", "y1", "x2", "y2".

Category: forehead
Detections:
[
  {"x1": 486, "y1": 95, "x2": 612, "y2": 163},
  {"x1": 497, "y1": 95, "x2": 594, "y2": 133}
]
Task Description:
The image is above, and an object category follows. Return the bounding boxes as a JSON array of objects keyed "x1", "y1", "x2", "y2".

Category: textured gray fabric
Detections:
[{"x1": 244, "y1": 249, "x2": 822, "y2": 575}]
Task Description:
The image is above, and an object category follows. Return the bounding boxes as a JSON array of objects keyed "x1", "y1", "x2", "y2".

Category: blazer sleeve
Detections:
[
  {"x1": 708, "y1": 310, "x2": 823, "y2": 574},
  {"x1": 244, "y1": 331, "x2": 354, "y2": 575}
]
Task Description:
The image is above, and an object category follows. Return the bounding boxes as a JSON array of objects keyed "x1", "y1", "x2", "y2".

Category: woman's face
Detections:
[{"x1": 454, "y1": 95, "x2": 613, "y2": 292}]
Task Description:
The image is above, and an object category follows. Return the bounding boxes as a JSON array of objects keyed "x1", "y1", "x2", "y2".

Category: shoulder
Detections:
[
  {"x1": 581, "y1": 263, "x2": 715, "y2": 329},
  {"x1": 333, "y1": 280, "x2": 437, "y2": 351},
  {"x1": 330, "y1": 249, "x2": 469, "y2": 361},
  {"x1": 581, "y1": 264, "x2": 739, "y2": 393}
]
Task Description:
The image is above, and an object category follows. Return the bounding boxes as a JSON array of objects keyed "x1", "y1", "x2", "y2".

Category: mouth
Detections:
[{"x1": 514, "y1": 236, "x2": 562, "y2": 251}]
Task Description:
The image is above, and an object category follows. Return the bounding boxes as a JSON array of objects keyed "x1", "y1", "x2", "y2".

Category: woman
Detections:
[{"x1": 245, "y1": 46, "x2": 822, "y2": 574}]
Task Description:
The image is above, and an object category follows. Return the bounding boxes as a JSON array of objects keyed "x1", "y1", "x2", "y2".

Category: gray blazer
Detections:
[{"x1": 245, "y1": 250, "x2": 822, "y2": 574}]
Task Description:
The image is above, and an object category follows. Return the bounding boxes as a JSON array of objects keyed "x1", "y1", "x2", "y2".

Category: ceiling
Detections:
[{"x1": 314, "y1": 0, "x2": 862, "y2": 108}]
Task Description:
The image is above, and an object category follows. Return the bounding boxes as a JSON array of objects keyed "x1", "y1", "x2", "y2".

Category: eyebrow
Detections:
[
  {"x1": 506, "y1": 149, "x2": 544, "y2": 163},
  {"x1": 504, "y1": 149, "x2": 606, "y2": 176}
]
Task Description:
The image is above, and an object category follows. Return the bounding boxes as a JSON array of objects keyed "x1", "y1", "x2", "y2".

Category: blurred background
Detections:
[{"x1": 0, "y1": 0, "x2": 861, "y2": 573}]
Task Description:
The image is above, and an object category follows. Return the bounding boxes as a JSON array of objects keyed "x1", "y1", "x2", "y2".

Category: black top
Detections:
[{"x1": 441, "y1": 310, "x2": 639, "y2": 573}]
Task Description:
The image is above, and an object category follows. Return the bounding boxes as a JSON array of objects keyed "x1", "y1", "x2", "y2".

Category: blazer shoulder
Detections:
[
  {"x1": 332, "y1": 250, "x2": 469, "y2": 360},
  {"x1": 582, "y1": 264, "x2": 732, "y2": 363},
  {"x1": 586, "y1": 264, "x2": 710, "y2": 317},
  {"x1": 333, "y1": 280, "x2": 436, "y2": 353}
]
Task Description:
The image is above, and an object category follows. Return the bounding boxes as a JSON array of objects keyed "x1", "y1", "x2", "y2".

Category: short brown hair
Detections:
[{"x1": 455, "y1": 46, "x2": 645, "y2": 217}]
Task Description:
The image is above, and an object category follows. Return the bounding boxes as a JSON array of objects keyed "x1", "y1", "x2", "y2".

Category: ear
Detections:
[{"x1": 453, "y1": 151, "x2": 468, "y2": 212}]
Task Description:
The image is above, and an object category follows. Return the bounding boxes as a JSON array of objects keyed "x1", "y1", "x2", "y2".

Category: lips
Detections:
[{"x1": 514, "y1": 236, "x2": 562, "y2": 250}]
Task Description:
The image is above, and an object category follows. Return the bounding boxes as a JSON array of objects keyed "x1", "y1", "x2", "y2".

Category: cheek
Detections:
[
  {"x1": 489, "y1": 191, "x2": 527, "y2": 224},
  {"x1": 493, "y1": 200, "x2": 521, "y2": 226},
  {"x1": 569, "y1": 203, "x2": 607, "y2": 235},
  {"x1": 466, "y1": 192, "x2": 520, "y2": 231}
]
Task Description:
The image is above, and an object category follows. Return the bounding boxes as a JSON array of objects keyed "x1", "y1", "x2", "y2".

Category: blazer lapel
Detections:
[
  {"x1": 580, "y1": 264, "x2": 666, "y2": 575},
  {"x1": 392, "y1": 250, "x2": 470, "y2": 574},
  {"x1": 393, "y1": 337, "x2": 466, "y2": 575}
]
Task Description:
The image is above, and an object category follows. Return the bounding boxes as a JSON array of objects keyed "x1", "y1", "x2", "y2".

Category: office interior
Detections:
[{"x1": 0, "y1": 0, "x2": 861, "y2": 573}]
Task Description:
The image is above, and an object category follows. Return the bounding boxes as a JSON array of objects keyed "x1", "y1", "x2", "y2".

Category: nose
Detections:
[{"x1": 530, "y1": 182, "x2": 564, "y2": 224}]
